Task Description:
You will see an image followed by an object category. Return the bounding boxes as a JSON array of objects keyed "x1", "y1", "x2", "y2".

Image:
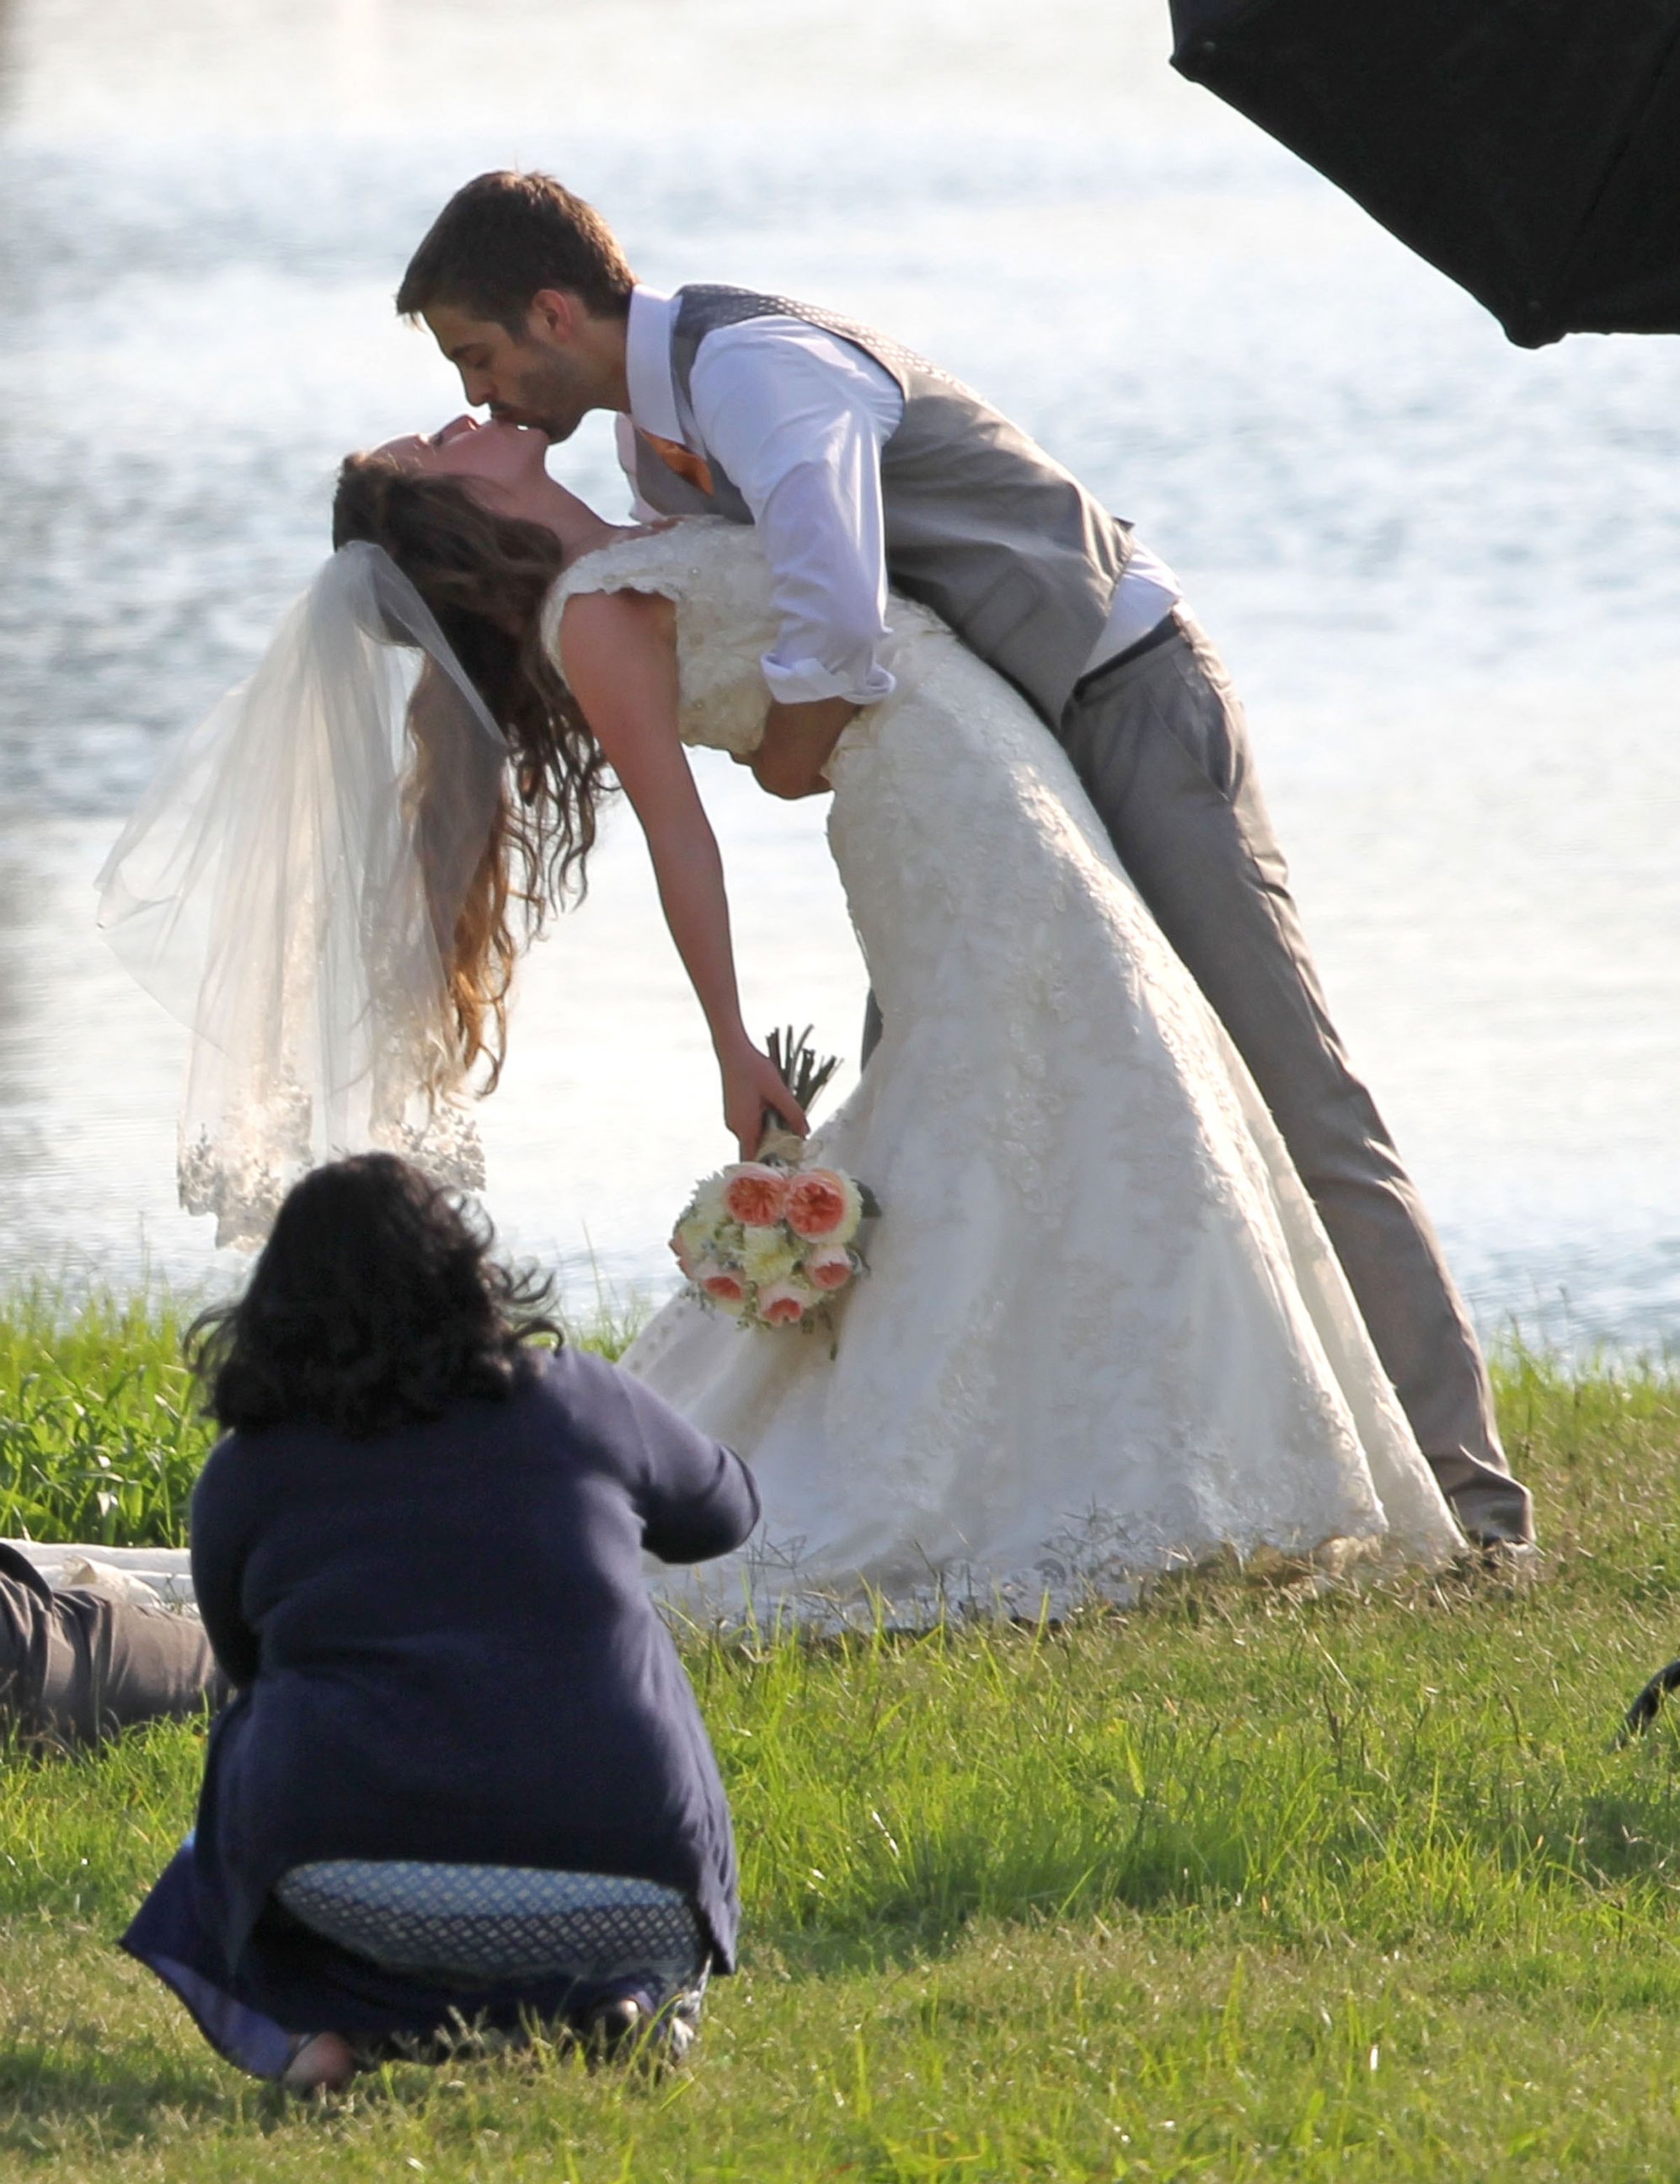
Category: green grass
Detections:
[
  {"x1": 0, "y1": 1283, "x2": 636, "y2": 1550},
  {"x1": 6, "y1": 1299, "x2": 1680, "y2": 2178},
  {"x1": 0, "y1": 1284, "x2": 211, "y2": 1548}
]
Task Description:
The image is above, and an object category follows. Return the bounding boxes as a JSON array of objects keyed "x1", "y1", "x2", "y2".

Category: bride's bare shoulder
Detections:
[
  {"x1": 549, "y1": 585, "x2": 676, "y2": 682},
  {"x1": 539, "y1": 527, "x2": 688, "y2": 655}
]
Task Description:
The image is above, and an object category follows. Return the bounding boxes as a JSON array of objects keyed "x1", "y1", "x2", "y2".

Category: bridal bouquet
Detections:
[{"x1": 670, "y1": 1028, "x2": 879, "y2": 1332}]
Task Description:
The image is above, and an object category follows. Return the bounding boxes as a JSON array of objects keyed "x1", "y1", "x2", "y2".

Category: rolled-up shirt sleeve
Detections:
[{"x1": 689, "y1": 323, "x2": 903, "y2": 708}]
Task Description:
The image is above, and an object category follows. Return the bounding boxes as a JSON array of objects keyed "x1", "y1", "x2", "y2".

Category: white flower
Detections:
[
  {"x1": 740, "y1": 1224, "x2": 802, "y2": 1287},
  {"x1": 674, "y1": 1210, "x2": 715, "y2": 1271}
]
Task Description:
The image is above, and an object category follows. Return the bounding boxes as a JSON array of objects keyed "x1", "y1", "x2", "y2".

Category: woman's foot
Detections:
[
  {"x1": 579, "y1": 1989, "x2": 700, "y2": 2069},
  {"x1": 580, "y1": 1994, "x2": 646, "y2": 2061},
  {"x1": 281, "y1": 2031, "x2": 357, "y2": 2096}
]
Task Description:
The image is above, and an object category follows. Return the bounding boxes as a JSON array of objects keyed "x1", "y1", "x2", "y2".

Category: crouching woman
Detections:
[{"x1": 121, "y1": 1154, "x2": 758, "y2": 2092}]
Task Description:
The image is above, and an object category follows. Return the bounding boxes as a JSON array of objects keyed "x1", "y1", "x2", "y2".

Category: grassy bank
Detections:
[
  {"x1": 0, "y1": 1284, "x2": 634, "y2": 1548},
  {"x1": 5, "y1": 1300, "x2": 1680, "y2": 2177}
]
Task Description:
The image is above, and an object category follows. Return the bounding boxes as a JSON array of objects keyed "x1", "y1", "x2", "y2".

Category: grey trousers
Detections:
[
  {"x1": 0, "y1": 1543, "x2": 227, "y2": 1747},
  {"x1": 1056, "y1": 613, "x2": 1532, "y2": 1544}
]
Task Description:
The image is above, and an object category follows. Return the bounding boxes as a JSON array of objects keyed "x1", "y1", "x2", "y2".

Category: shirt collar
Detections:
[{"x1": 624, "y1": 286, "x2": 685, "y2": 443}]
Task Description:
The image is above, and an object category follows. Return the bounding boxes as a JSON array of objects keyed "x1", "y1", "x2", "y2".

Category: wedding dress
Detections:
[{"x1": 545, "y1": 520, "x2": 1466, "y2": 1620}]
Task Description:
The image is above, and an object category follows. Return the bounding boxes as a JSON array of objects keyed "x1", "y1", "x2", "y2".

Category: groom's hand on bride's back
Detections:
[{"x1": 746, "y1": 698, "x2": 859, "y2": 799}]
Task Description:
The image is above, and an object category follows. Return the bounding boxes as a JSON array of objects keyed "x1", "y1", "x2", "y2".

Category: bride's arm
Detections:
[{"x1": 557, "y1": 587, "x2": 809, "y2": 1157}]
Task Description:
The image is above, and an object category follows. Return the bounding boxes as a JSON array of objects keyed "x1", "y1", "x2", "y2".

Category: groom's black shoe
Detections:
[
  {"x1": 1447, "y1": 1478, "x2": 1537, "y2": 1555},
  {"x1": 1452, "y1": 1538, "x2": 1541, "y2": 1582},
  {"x1": 1443, "y1": 1482, "x2": 1538, "y2": 1575}
]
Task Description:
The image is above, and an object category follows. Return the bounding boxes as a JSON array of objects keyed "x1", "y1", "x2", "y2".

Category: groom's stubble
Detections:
[{"x1": 422, "y1": 297, "x2": 625, "y2": 445}]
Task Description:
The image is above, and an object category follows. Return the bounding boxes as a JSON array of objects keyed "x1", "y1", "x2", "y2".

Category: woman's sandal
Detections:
[
  {"x1": 578, "y1": 1992, "x2": 698, "y2": 2072},
  {"x1": 281, "y1": 2031, "x2": 358, "y2": 2096}
]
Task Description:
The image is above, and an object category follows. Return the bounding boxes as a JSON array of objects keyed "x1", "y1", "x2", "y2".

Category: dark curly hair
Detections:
[
  {"x1": 187, "y1": 1154, "x2": 563, "y2": 1438},
  {"x1": 332, "y1": 453, "x2": 613, "y2": 1091}
]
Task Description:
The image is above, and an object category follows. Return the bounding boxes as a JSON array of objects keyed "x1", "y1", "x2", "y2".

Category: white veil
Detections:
[{"x1": 96, "y1": 543, "x2": 510, "y2": 1250}]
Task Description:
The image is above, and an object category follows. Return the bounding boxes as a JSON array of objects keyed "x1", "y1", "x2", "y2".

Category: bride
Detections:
[{"x1": 108, "y1": 414, "x2": 1466, "y2": 1616}]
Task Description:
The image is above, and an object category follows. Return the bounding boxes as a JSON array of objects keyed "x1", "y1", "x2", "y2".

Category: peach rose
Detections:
[
  {"x1": 785, "y1": 1167, "x2": 862, "y2": 1244},
  {"x1": 802, "y1": 1245, "x2": 856, "y2": 1293},
  {"x1": 698, "y1": 1263, "x2": 748, "y2": 1314},
  {"x1": 756, "y1": 1280, "x2": 811, "y2": 1327},
  {"x1": 721, "y1": 1162, "x2": 791, "y2": 1228},
  {"x1": 669, "y1": 1228, "x2": 693, "y2": 1277}
]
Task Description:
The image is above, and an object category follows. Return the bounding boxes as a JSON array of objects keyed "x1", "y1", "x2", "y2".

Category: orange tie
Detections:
[{"x1": 641, "y1": 430, "x2": 715, "y2": 500}]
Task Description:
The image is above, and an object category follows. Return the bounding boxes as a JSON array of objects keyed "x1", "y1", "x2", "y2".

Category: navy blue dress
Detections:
[{"x1": 121, "y1": 1345, "x2": 758, "y2": 2072}]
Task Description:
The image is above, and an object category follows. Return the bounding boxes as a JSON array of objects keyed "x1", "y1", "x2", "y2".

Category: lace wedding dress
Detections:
[{"x1": 545, "y1": 522, "x2": 1465, "y2": 1620}]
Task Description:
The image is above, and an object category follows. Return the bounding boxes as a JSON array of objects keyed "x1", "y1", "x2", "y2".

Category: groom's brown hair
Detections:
[{"x1": 398, "y1": 171, "x2": 634, "y2": 332}]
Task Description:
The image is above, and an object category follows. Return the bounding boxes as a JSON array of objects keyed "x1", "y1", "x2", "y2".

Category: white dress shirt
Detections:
[{"x1": 618, "y1": 286, "x2": 1180, "y2": 710}]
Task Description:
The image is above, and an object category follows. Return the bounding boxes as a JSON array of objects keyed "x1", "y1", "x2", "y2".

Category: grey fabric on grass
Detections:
[{"x1": 0, "y1": 1541, "x2": 227, "y2": 1746}]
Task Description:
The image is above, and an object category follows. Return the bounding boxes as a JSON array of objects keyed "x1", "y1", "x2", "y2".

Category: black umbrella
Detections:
[{"x1": 1169, "y1": 0, "x2": 1680, "y2": 347}]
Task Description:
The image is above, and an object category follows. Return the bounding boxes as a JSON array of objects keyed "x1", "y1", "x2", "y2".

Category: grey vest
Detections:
[{"x1": 630, "y1": 286, "x2": 1133, "y2": 725}]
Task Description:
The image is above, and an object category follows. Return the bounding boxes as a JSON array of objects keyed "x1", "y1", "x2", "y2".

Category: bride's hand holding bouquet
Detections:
[
  {"x1": 717, "y1": 1033, "x2": 808, "y2": 1159},
  {"x1": 674, "y1": 1027, "x2": 878, "y2": 1336}
]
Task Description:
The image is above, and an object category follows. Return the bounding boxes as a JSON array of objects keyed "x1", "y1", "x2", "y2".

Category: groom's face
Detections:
[{"x1": 424, "y1": 299, "x2": 597, "y2": 442}]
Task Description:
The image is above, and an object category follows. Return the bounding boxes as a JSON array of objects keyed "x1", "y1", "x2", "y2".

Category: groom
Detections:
[{"x1": 397, "y1": 170, "x2": 1533, "y2": 1552}]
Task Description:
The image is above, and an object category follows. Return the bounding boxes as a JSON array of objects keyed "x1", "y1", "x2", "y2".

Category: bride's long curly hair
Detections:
[{"x1": 332, "y1": 453, "x2": 612, "y2": 1089}]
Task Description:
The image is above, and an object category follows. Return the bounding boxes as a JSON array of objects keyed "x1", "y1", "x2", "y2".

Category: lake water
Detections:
[{"x1": 2, "y1": 0, "x2": 1677, "y2": 1350}]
